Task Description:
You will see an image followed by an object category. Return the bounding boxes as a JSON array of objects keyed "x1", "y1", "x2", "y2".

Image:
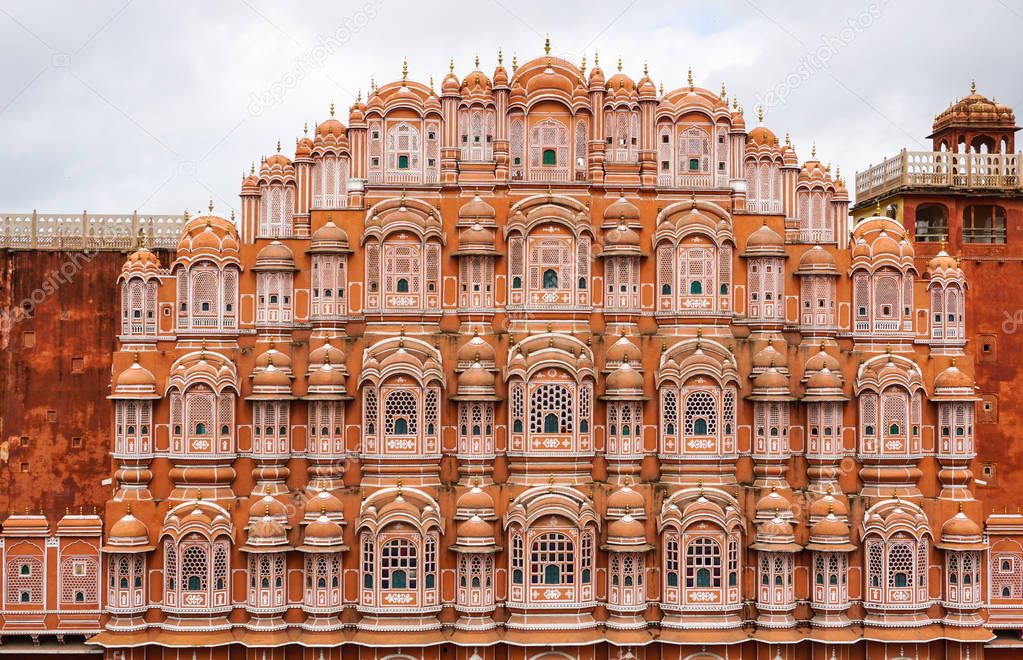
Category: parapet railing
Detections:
[
  {"x1": 0, "y1": 211, "x2": 185, "y2": 251},
  {"x1": 856, "y1": 150, "x2": 1022, "y2": 201}
]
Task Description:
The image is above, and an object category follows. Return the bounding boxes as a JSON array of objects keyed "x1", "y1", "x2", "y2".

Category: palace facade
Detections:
[{"x1": 2, "y1": 43, "x2": 1022, "y2": 659}]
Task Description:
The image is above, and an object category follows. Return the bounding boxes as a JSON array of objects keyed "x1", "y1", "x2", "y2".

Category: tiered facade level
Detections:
[{"x1": 7, "y1": 48, "x2": 1023, "y2": 658}]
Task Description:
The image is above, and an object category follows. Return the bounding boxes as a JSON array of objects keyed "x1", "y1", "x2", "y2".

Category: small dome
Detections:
[
  {"x1": 459, "y1": 195, "x2": 497, "y2": 222},
  {"x1": 806, "y1": 366, "x2": 842, "y2": 391},
  {"x1": 744, "y1": 222, "x2": 785, "y2": 256},
  {"x1": 457, "y1": 484, "x2": 495, "y2": 512},
  {"x1": 606, "y1": 335, "x2": 642, "y2": 364},
  {"x1": 309, "y1": 219, "x2": 351, "y2": 252},
  {"x1": 748, "y1": 125, "x2": 779, "y2": 147},
  {"x1": 308, "y1": 362, "x2": 346, "y2": 388},
  {"x1": 248, "y1": 516, "x2": 287, "y2": 546},
  {"x1": 753, "y1": 365, "x2": 789, "y2": 391},
  {"x1": 755, "y1": 488, "x2": 791, "y2": 517},
  {"x1": 457, "y1": 333, "x2": 495, "y2": 364},
  {"x1": 121, "y1": 246, "x2": 162, "y2": 275},
  {"x1": 805, "y1": 346, "x2": 841, "y2": 373},
  {"x1": 796, "y1": 245, "x2": 838, "y2": 274},
  {"x1": 117, "y1": 361, "x2": 156, "y2": 389},
  {"x1": 603, "y1": 194, "x2": 640, "y2": 223},
  {"x1": 927, "y1": 249, "x2": 960, "y2": 277},
  {"x1": 810, "y1": 512, "x2": 849, "y2": 540},
  {"x1": 607, "y1": 512, "x2": 645, "y2": 541},
  {"x1": 935, "y1": 362, "x2": 974, "y2": 390},
  {"x1": 108, "y1": 512, "x2": 149, "y2": 544},
  {"x1": 942, "y1": 510, "x2": 982, "y2": 540},
  {"x1": 607, "y1": 484, "x2": 645, "y2": 512},
  {"x1": 248, "y1": 493, "x2": 288, "y2": 522},
  {"x1": 752, "y1": 342, "x2": 787, "y2": 370},
  {"x1": 309, "y1": 340, "x2": 346, "y2": 367},
  {"x1": 255, "y1": 240, "x2": 297, "y2": 270},
  {"x1": 316, "y1": 117, "x2": 346, "y2": 139},
  {"x1": 304, "y1": 514, "x2": 344, "y2": 546},
  {"x1": 605, "y1": 361, "x2": 644, "y2": 393},
  {"x1": 458, "y1": 361, "x2": 496, "y2": 390},
  {"x1": 757, "y1": 514, "x2": 795, "y2": 542},
  {"x1": 252, "y1": 362, "x2": 291, "y2": 389},
  {"x1": 457, "y1": 514, "x2": 494, "y2": 540},
  {"x1": 810, "y1": 491, "x2": 848, "y2": 518},
  {"x1": 254, "y1": 346, "x2": 292, "y2": 371},
  {"x1": 603, "y1": 222, "x2": 641, "y2": 249},
  {"x1": 305, "y1": 489, "x2": 344, "y2": 521}
]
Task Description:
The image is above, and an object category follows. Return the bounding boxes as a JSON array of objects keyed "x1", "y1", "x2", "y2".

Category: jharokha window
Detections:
[
  {"x1": 507, "y1": 522, "x2": 595, "y2": 606},
  {"x1": 507, "y1": 222, "x2": 592, "y2": 309},
  {"x1": 508, "y1": 367, "x2": 593, "y2": 457},
  {"x1": 659, "y1": 381, "x2": 737, "y2": 460},
  {"x1": 163, "y1": 535, "x2": 231, "y2": 613},
  {"x1": 655, "y1": 230, "x2": 733, "y2": 317},
  {"x1": 661, "y1": 528, "x2": 741, "y2": 611},
  {"x1": 359, "y1": 521, "x2": 440, "y2": 612}
]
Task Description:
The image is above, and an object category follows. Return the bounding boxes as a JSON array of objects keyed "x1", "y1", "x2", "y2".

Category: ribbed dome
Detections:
[
  {"x1": 254, "y1": 240, "x2": 297, "y2": 270},
  {"x1": 108, "y1": 512, "x2": 148, "y2": 544},
  {"x1": 606, "y1": 335, "x2": 642, "y2": 364},
  {"x1": 605, "y1": 360, "x2": 644, "y2": 393},
  {"x1": 304, "y1": 514, "x2": 344, "y2": 546},
  {"x1": 942, "y1": 510, "x2": 982, "y2": 540},
  {"x1": 457, "y1": 333, "x2": 496, "y2": 364},
  {"x1": 607, "y1": 484, "x2": 645, "y2": 512},
  {"x1": 748, "y1": 125, "x2": 779, "y2": 147},
  {"x1": 457, "y1": 484, "x2": 495, "y2": 512},
  {"x1": 458, "y1": 195, "x2": 496, "y2": 222},
  {"x1": 603, "y1": 194, "x2": 640, "y2": 223},
  {"x1": 744, "y1": 222, "x2": 785, "y2": 256},
  {"x1": 935, "y1": 363, "x2": 973, "y2": 389},
  {"x1": 607, "y1": 512, "x2": 645, "y2": 541},
  {"x1": 117, "y1": 361, "x2": 156, "y2": 389},
  {"x1": 457, "y1": 514, "x2": 494, "y2": 540}
]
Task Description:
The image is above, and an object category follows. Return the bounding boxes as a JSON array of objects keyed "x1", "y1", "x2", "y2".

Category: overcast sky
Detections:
[{"x1": 0, "y1": 0, "x2": 1020, "y2": 214}]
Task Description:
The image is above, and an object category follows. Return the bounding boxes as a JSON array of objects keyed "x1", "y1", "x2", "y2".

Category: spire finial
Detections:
[
  {"x1": 544, "y1": 34, "x2": 551, "y2": 56},
  {"x1": 617, "y1": 56, "x2": 622, "y2": 72},
  {"x1": 784, "y1": 131, "x2": 790, "y2": 146},
  {"x1": 811, "y1": 142, "x2": 817, "y2": 158},
  {"x1": 329, "y1": 99, "x2": 335, "y2": 116},
  {"x1": 594, "y1": 50, "x2": 599, "y2": 67},
  {"x1": 757, "y1": 105, "x2": 764, "y2": 124},
  {"x1": 687, "y1": 66, "x2": 694, "y2": 88},
  {"x1": 732, "y1": 96, "x2": 738, "y2": 110},
  {"x1": 396, "y1": 478, "x2": 403, "y2": 497},
  {"x1": 449, "y1": 57, "x2": 454, "y2": 74},
  {"x1": 720, "y1": 81, "x2": 726, "y2": 99},
  {"x1": 497, "y1": 47, "x2": 503, "y2": 65},
  {"x1": 474, "y1": 53, "x2": 479, "y2": 69},
  {"x1": 580, "y1": 54, "x2": 586, "y2": 73},
  {"x1": 970, "y1": 79, "x2": 976, "y2": 94},
  {"x1": 303, "y1": 121, "x2": 308, "y2": 136},
  {"x1": 659, "y1": 80, "x2": 664, "y2": 96},
  {"x1": 643, "y1": 61, "x2": 649, "y2": 76},
  {"x1": 547, "y1": 473, "x2": 555, "y2": 492},
  {"x1": 276, "y1": 139, "x2": 281, "y2": 153},
  {"x1": 512, "y1": 53, "x2": 517, "y2": 72},
  {"x1": 208, "y1": 198, "x2": 214, "y2": 213},
  {"x1": 402, "y1": 57, "x2": 408, "y2": 82}
]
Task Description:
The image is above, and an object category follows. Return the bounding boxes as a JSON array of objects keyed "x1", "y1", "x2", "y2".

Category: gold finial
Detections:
[
  {"x1": 275, "y1": 139, "x2": 281, "y2": 153},
  {"x1": 329, "y1": 100, "x2": 335, "y2": 116},
  {"x1": 720, "y1": 81, "x2": 726, "y2": 99},
  {"x1": 643, "y1": 61, "x2": 649, "y2": 76},
  {"x1": 474, "y1": 53, "x2": 480, "y2": 69},
  {"x1": 230, "y1": 209, "x2": 235, "y2": 222},
  {"x1": 757, "y1": 105, "x2": 764, "y2": 124},
  {"x1": 303, "y1": 121, "x2": 308, "y2": 136},
  {"x1": 472, "y1": 476, "x2": 481, "y2": 487},
  {"x1": 580, "y1": 54, "x2": 586, "y2": 73},
  {"x1": 356, "y1": 89, "x2": 362, "y2": 103},
  {"x1": 370, "y1": 75, "x2": 376, "y2": 91},
  {"x1": 810, "y1": 142, "x2": 816, "y2": 158},
  {"x1": 617, "y1": 56, "x2": 622, "y2": 72},
  {"x1": 970, "y1": 79, "x2": 976, "y2": 94},
  {"x1": 547, "y1": 474, "x2": 555, "y2": 492},
  {"x1": 594, "y1": 50, "x2": 599, "y2": 67},
  {"x1": 659, "y1": 80, "x2": 664, "y2": 96},
  {"x1": 208, "y1": 198, "x2": 214, "y2": 213},
  {"x1": 544, "y1": 34, "x2": 551, "y2": 56},
  {"x1": 687, "y1": 66, "x2": 694, "y2": 88},
  {"x1": 402, "y1": 57, "x2": 408, "y2": 82},
  {"x1": 449, "y1": 57, "x2": 454, "y2": 73},
  {"x1": 512, "y1": 53, "x2": 518, "y2": 72},
  {"x1": 132, "y1": 350, "x2": 139, "y2": 363},
  {"x1": 250, "y1": 161, "x2": 255, "y2": 175},
  {"x1": 183, "y1": 209, "x2": 189, "y2": 221},
  {"x1": 396, "y1": 478, "x2": 403, "y2": 497},
  {"x1": 784, "y1": 131, "x2": 790, "y2": 146},
  {"x1": 497, "y1": 47, "x2": 503, "y2": 65},
  {"x1": 428, "y1": 75, "x2": 434, "y2": 93}
]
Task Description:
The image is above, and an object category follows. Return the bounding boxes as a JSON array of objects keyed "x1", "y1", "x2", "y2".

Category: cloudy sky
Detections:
[{"x1": 0, "y1": 0, "x2": 1020, "y2": 214}]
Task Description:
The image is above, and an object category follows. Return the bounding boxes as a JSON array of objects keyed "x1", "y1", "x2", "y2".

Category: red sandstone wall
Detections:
[{"x1": 0, "y1": 249, "x2": 167, "y2": 517}]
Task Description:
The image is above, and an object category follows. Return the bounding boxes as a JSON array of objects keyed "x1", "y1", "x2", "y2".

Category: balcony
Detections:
[
  {"x1": 312, "y1": 193, "x2": 349, "y2": 209},
  {"x1": 0, "y1": 211, "x2": 184, "y2": 251},
  {"x1": 856, "y1": 149, "x2": 1022, "y2": 201}
]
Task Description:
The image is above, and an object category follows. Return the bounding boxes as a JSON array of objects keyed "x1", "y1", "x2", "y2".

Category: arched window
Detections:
[
  {"x1": 914, "y1": 204, "x2": 948, "y2": 242},
  {"x1": 381, "y1": 538, "x2": 418, "y2": 590},
  {"x1": 963, "y1": 204, "x2": 1007, "y2": 244},
  {"x1": 396, "y1": 278, "x2": 409, "y2": 293},
  {"x1": 544, "y1": 413, "x2": 559, "y2": 433},
  {"x1": 685, "y1": 537, "x2": 721, "y2": 588},
  {"x1": 690, "y1": 280, "x2": 702, "y2": 294},
  {"x1": 530, "y1": 532, "x2": 574, "y2": 587},
  {"x1": 543, "y1": 268, "x2": 558, "y2": 289},
  {"x1": 542, "y1": 149, "x2": 557, "y2": 165}
]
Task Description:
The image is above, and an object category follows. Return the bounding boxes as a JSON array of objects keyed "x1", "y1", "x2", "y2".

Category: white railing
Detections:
[
  {"x1": 0, "y1": 211, "x2": 184, "y2": 251},
  {"x1": 527, "y1": 167, "x2": 571, "y2": 183},
  {"x1": 312, "y1": 193, "x2": 349, "y2": 209},
  {"x1": 798, "y1": 229, "x2": 835, "y2": 243},
  {"x1": 746, "y1": 200, "x2": 784, "y2": 214},
  {"x1": 384, "y1": 171, "x2": 422, "y2": 185},
  {"x1": 656, "y1": 173, "x2": 715, "y2": 189},
  {"x1": 856, "y1": 150, "x2": 1022, "y2": 200}
]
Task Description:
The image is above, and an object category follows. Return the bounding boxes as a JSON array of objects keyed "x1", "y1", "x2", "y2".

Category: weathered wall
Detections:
[{"x1": 0, "y1": 249, "x2": 168, "y2": 517}]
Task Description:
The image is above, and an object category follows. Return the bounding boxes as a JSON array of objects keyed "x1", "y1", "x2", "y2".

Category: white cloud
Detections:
[{"x1": 0, "y1": 0, "x2": 1018, "y2": 212}]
